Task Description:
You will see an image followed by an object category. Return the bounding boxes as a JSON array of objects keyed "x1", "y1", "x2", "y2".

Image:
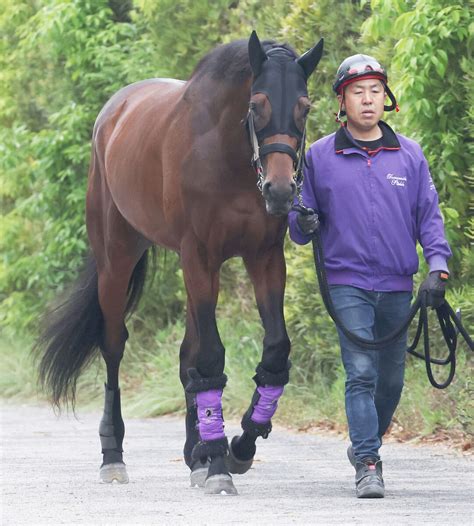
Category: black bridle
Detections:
[{"x1": 246, "y1": 107, "x2": 307, "y2": 205}]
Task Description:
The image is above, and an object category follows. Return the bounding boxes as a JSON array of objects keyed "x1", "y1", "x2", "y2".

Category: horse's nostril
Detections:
[{"x1": 263, "y1": 180, "x2": 296, "y2": 200}]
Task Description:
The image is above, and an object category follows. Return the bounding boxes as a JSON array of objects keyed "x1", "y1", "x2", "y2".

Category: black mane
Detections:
[{"x1": 188, "y1": 39, "x2": 298, "y2": 84}]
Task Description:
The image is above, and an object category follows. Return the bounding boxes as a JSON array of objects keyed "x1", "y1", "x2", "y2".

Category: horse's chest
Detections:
[{"x1": 196, "y1": 205, "x2": 282, "y2": 259}]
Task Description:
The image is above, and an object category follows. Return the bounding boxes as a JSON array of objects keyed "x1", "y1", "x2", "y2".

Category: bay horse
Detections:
[{"x1": 38, "y1": 31, "x2": 323, "y2": 495}]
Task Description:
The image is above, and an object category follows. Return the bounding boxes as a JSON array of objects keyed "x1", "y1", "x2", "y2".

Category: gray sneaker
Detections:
[
  {"x1": 355, "y1": 458, "x2": 384, "y2": 498},
  {"x1": 347, "y1": 445, "x2": 356, "y2": 467}
]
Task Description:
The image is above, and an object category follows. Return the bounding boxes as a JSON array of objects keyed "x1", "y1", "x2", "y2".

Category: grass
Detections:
[
  {"x1": 0, "y1": 315, "x2": 264, "y2": 419},
  {"x1": 1, "y1": 318, "x2": 472, "y2": 448}
]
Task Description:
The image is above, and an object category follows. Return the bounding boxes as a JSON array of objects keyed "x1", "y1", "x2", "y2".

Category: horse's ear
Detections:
[
  {"x1": 297, "y1": 38, "x2": 324, "y2": 78},
  {"x1": 248, "y1": 30, "x2": 267, "y2": 78}
]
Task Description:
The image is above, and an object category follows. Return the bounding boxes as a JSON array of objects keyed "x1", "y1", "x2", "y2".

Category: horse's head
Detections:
[{"x1": 247, "y1": 31, "x2": 323, "y2": 216}]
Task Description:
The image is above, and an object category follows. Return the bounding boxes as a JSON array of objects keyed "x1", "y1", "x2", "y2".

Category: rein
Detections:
[
  {"x1": 292, "y1": 204, "x2": 474, "y2": 389},
  {"x1": 246, "y1": 108, "x2": 306, "y2": 202}
]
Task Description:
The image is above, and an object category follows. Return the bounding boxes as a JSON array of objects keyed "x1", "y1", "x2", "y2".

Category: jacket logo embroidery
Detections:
[{"x1": 386, "y1": 173, "x2": 406, "y2": 187}]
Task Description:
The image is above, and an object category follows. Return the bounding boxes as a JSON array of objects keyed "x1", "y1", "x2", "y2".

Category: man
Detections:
[{"x1": 288, "y1": 54, "x2": 451, "y2": 498}]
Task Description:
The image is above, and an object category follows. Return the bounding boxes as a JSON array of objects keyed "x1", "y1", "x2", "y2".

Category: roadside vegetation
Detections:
[{"x1": 1, "y1": 0, "x2": 472, "y2": 448}]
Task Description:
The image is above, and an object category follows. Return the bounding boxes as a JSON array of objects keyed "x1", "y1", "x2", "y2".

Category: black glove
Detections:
[
  {"x1": 418, "y1": 271, "x2": 449, "y2": 308},
  {"x1": 296, "y1": 208, "x2": 319, "y2": 235}
]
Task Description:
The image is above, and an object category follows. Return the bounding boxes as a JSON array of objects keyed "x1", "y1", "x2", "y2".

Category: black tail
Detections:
[{"x1": 37, "y1": 251, "x2": 150, "y2": 408}]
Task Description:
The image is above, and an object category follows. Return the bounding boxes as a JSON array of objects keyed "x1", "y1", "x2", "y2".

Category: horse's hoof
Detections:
[
  {"x1": 204, "y1": 474, "x2": 238, "y2": 495},
  {"x1": 190, "y1": 460, "x2": 210, "y2": 488},
  {"x1": 226, "y1": 437, "x2": 254, "y2": 474},
  {"x1": 99, "y1": 462, "x2": 129, "y2": 484}
]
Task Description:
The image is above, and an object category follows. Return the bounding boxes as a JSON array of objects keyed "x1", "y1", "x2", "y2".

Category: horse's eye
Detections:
[
  {"x1": 251, "y1": 105, "x2": 265, "y2": 122},
  {"x1": 249, "y1": 99, "x2": 270, "y2": 131}
]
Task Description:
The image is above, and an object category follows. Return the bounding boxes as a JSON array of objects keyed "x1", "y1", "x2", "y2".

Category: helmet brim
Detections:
[{"x1": 335, "y1": 73, "x2": 387, "y2": 95}]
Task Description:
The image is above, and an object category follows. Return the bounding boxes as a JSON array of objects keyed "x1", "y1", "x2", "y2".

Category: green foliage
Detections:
[
  {"x1": 285, "y1": 240, "x2": 341, "y2": 386},
  {"x1": 129, "y1": 250, "x2": 185, "y2": 332},
  {"x1": 0, "y1": 315, "x2": 265, "y2": 419},
  {"x1": 361, "y1": 0, "x2": 472, "y2": 279},
  {"x1": 0, "y1": 0, "x2": 299, "y2": 331},
  {"x1": 0, "y1": 0, "x2": 166, "y2": 330},
  {"x1": 3, "y1": 286, "x2": 471, "y2": 436},
  {"x1": 136, "y1": 0, "x2": 232, "y2": 78},
  {"x1": 135, "y1": 0, "x2": 293, "y2": 79},
  {"x1": 1, "y1": 0, "x2": 471, "y2": 442},
  {"x1": 283, "y1": 1, "x2": 472, "y2": 439},
  {"x1": 398, "y1": 285, "x2": 474, "y2": 436},
  {"x1": 282, "y1": 0, "x2": 371, "y2": 140}
]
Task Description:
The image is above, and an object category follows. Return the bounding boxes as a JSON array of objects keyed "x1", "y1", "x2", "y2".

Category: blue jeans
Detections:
[{"x1": 329, "y1": 285, "x2": 412, "y2": 461}]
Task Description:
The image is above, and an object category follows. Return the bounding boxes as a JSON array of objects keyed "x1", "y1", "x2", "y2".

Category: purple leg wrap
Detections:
[
  {"x1": 196, "y1": 389, "x2": 225, "y2": 442},
  {"x1": 251, "y1": 385, "x2": 284, "y2": 424}
]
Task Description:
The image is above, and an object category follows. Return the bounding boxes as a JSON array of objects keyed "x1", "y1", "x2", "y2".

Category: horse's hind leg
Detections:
[
  {"x1": 179, "y1": 236, "x2": 237, "y2": 495},
  {"x1": 96, "y1": 246, "x2": 149, "y2": 484},
  {"x1": 87, "y1": 163, "x2": 150, "y2": 483},
  {"x1": 95, "y1": 268, "x2": 132, "y2": 483},
  {"x1": 227, "y1": 246, "x2": 291, "y2": 474}
]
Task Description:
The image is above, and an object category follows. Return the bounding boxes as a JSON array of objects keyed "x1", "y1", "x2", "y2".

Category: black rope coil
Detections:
[{"x1": 292, "y1": 204, "x2": 474, "y2": 389}]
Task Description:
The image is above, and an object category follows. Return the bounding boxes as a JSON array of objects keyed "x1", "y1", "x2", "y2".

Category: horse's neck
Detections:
[
  {"x1": 185, "y1": 77, "x2": 250, "y2": 118},
  {"x1": 186, "y1": 78, "x2": 253, "y2": 169}
]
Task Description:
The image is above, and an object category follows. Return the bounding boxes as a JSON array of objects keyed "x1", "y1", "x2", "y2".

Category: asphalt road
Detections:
[{"x1": 1, "y1": 403, "x2": 473, "y2": 525}]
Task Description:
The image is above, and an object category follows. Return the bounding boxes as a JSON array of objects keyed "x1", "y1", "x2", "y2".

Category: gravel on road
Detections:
[{"x1": 1, "y1": 403, "x2": 473, "y2": 525}]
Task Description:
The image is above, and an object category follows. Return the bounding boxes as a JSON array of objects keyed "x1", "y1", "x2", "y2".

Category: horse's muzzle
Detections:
[{"x1": 262, "y1": 179, "x2": 296, "y2": 216}]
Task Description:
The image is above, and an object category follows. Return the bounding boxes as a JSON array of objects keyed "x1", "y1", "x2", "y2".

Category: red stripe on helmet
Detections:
[{"x1": 336, "y1": 74, "x2": 387, "y2": 94}]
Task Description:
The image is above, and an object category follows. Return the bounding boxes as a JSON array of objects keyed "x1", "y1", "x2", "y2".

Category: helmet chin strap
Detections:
[
  {"x1": 384, "y1": 84, "x2": 399, "y2": 112},
  {"x1": 335, "y1": 94, "x2": 345, "y2": 124}
]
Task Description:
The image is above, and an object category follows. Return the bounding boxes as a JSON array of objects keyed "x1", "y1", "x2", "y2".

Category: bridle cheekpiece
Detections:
[{"x1": 246, "y1": 103, "x2": 307, "y2": 206}]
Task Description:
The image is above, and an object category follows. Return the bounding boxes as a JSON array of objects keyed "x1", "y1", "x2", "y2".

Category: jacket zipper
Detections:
[{"x1": 366, "y1": 154, "x2": 376, "y2": 280}]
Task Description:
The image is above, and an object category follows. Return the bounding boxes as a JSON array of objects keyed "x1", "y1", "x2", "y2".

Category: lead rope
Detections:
[
  {"x1": 293, "y1": 204, "x2": 474, "y2": 389},
  {"x1": 294, "y1": 128, "x2": 306, "y2": 207}
]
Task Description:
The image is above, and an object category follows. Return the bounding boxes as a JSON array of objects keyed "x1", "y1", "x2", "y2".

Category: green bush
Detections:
[{"x1": 1, "y1": 1, "x2": 471, "y2": 441}]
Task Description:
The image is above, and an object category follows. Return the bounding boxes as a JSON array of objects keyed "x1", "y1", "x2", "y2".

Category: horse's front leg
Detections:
[
  {"x1": 227, "y1": 244, "x2": 291, "y2": 474},
  {"x1": 179, "y1": 237, "x2": 237, "y2": 495}
]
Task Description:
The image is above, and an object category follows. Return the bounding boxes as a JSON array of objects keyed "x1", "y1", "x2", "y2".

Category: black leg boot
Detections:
[
  {"x1": 99, "y1": 385, "x2": 128, "y2": 483},
  {"x1": 228, "y1": 362, "x2": 290, "y2": 474}
]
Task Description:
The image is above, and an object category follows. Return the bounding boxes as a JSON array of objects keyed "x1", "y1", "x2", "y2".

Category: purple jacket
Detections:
[{"x1": 288, "y1": 122, "x2": 452, "y2": 292}]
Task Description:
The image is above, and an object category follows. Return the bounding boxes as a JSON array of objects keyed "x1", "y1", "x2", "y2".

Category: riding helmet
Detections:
[{"x1": 333, "y1": 54, "x2": 397, "y2": 112}]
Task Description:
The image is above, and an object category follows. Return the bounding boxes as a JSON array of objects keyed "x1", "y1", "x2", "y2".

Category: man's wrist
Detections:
[{"x1": 427, "y1": 255, "x2": 449, "y2": 275}]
